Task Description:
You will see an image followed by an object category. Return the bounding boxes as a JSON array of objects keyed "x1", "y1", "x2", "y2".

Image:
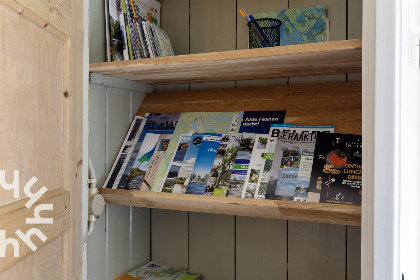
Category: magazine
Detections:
[
  {"x1": 211, "y1": 133, "x2": 243, "y2": 196},
  {"x1": 114, "y1": 261, "x2": 187, "y2": 280},
  {"x1": 108, "y1": 0, "x2": 125, "y2": 61},
  {"x1": 185, "y1": 134, "x2": 222, "y2": 195},
  {"x1": 151, "y1": 112, "x2": 243, "y2": 192},
  {"x1": 241, "y1": 134, "x2": 268, "y2": 198},
  {"x1": 158, "y1": 134, "x2": 192, "y2": 193},
  {"x1": 203, "y1": 134, "x2": 229, "y2": 195},
  {"x1": 158, "y1": 133, "x2": 206, "y2": 193},
  {"x1": 140, "y1": 134, "x2": 172, "y2": 191},
  {"x1": 309, "y1": 133, "x2": 362, "y2": 205},
  {"x1": 264, "y1": 124, "x2": 335, "y2": 200},
  {"x1": 226, "y1": 133, "x2": 256, "y2": 197},
  {"x1": 103, "y1": 116, "x2": 147, "y2": 189},
  {"x1": 116, "y1": 113, "x2": 180, "y2": 189}
]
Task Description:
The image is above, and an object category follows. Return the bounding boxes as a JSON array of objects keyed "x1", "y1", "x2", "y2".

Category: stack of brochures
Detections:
[
  {"x1": 106, "y1": 0, "x2": 174, "y2": 61},
  {"x1": 104, "y1": 110, "x2": 362, "y2": 206},
  {"x1": 114, "y1": 261, "x2": 203, "y2": 280}
]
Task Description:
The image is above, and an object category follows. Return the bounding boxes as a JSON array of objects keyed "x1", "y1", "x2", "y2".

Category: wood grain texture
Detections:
[
  {"x1": 0, "y1": 0, "x2": 70, "y2": 40},
  {"x1": 0, "y1": 188, "x2": 70, "y2": 272},
  {"x1": 189, "y1": 213, "x2": 235, "y2": 280},
  {"x1": 236, "y1": 217, "x2": 287, "y2": 280},
  {"x1": 137, "y1": 82, "x2": 362, "y2": 135},
  {"x1": 288, "y1": 221, "x2": 346, "y2": 280},
  {"x1": 101, "y1": 189, "x2": 361, "y2": 226},
  {"x1": 0, "y1": 235, "x2": 64, "y2": 280},
  {"x1": 89, "y1": 39, "x2": 362, "y2": 84},
  {"x1": 68, "y1": 0, "x2": 87, "y2": 277},
  {"x1": 151, "y1": 209, "x2": 188, "y2": 267},
  {"x1": 0, "y1": 2, "x2": 64, "y2": 206}
]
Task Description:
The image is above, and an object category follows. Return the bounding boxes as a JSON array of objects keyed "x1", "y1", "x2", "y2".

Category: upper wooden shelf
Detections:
[
  {"x1": 89, "y1": 39, "x2": 362, "y2": 85},
  {"x1": 100, "y1": 188, "x2": 361, "y2": 226}
]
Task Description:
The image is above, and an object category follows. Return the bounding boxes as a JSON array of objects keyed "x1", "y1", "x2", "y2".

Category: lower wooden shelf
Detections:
[{"x1": 100, "y1": 188, "x2": 361, "y2": 226}]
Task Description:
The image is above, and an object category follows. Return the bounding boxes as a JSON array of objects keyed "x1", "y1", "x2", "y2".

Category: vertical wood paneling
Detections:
[
  {"x1": 190, "y1": 0, "x2": 236, "y2": 54},
  {"x1": 347, "y1": 226, "x2": 361, "y2": 280},
  {"x1": 106, "y1": 205, "x2": 131, "y2": 279},
  {"x1": 89, "y1": 0, "x2": 106, "y2": 63},
  {"x1": 88, "y1": 84, "x2": 107, "y2": 280},
  {"x1": 190, "y1": 0, "x2": 237, "y2": 90},
  {"x1": 159, "y1": 0, "x2": 190, "y2": 56},
  {"x1": 189, "y1": 213, "x2": 235, "y2": 280},
  {"x1": 347, "y1": 0, "x2": 363, "y2": 82},
  {"x1": 151, "y1": 209, "x2": 189, "y2": 267},
  {"x1": 106, "y1": 87, "x2": 135, "y2": 279},
  {"x1": 106, "y1": 87, "x2": 131, "y2": 173},
  {"x1": 131, "y1": 91, "x2": 147, "y2": 118},
  {"x1": 89, "y1": 84, "x2": 107, "y2": 187},
  {"x1": 288, "y1": 221, "x2": 346, "y2": 280},
  {"x1": 236, "y1": 217, "x2": 287, "y2": 280},
  {"x1": 130, "y1": 207, "x2": 151, "y2": 270},
  {"x1": 156, "y1": 0, "x2": 190, "y2": 93}
]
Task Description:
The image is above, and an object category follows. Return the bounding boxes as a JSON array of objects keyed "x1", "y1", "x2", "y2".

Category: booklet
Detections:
[
  {"x1": 264, "y1": 124, "x2": 335, "y2": 200},
  {"x1": 185, "y1": 134, "x2": 222, "y2": 195},
  {"x1": 310, "y1": 133, "x2": 362, "y2": 205}
]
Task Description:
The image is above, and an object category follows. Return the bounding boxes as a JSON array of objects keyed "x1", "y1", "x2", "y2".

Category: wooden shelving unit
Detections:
[
  {"x1": 90, "y1": 40, "x2": 363, "y2": 227},
  {"x1": 89, "y1": 39, "x2": 362, "y2": 84},
  {"x1": 100, "y1": 189, "x2": 361, "y2": 226}
]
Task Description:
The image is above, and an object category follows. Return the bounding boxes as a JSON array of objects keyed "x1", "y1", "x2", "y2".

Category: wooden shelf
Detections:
[
  {"x1": 89, "y1": 39, "x2": 362, "y2": 85},
  {"x1": 100, "y1": 188, "x2": 361, "y2": 226}
]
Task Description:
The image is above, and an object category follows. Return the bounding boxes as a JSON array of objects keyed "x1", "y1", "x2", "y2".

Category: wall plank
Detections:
[
  {"x1": 347, "y1": 0, "x2": 363, "y2": 82},
  {"x1": 151, "y1": 209, "x2": 189, "y2": 267},
  {"x1": 88, "y1": 83, "x2": 107, "y2": 280},
  {"x1": 288, "y1": 221, "x2": 346, "y2": 280},
  {"x1": 106, "y1": 87, "x2": 134, "y2": 279},
  {"x1": 106, "y1": 205, "x2": 131, "y2": 279},
  {"x1": 189, "y1": 213, "x2": 235, "y2": 280},
  {"x1": 89, "y1": 0, "x2": 106, "y2": 63},
  {"x1": 347, "y1": 226, "x2": 361, "y2": 280},
  {"x1": 236, "y1": 217, "x2": 287, "y2": 280},
  {"x1": 130, "y1": 207, "x2": 151, "y2": 270}
]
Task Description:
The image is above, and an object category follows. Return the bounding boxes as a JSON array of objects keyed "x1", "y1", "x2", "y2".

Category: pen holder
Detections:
[{"x1": 247, "y1": 18, "x2": 282, "y2": 49}]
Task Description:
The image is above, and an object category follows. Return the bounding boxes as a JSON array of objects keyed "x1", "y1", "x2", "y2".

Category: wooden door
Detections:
[{"x1": 0, "y1": 0, "x2": 85, "y2": 279}]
